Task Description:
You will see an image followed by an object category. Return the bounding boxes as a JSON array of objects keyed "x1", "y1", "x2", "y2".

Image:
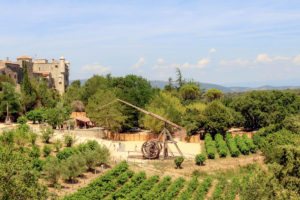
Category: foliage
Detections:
[
  {"x1": 63, "y1": 134, "x2": 76, "y2": 147},
  {"x1": 177, "y1": 176, "x2": 198, "y2": 200},
  {"x1": 204, "y1": 88, "x2": 224, "y2": 101},
  {"x1": 0, "y1": 74, "x2": 15, "y2": 90},
  {"x1": 176, "y1": 67, "x2": 184, "y2": 88},
  {"x1": 215, "y1": 133, "x2": 228, "y2": 157},
  {"x1": 242, "y1": 135, "x2": 257, "y2": 153},
  {"x1": 43, "y1": 145, "x2": 52, "y2": 157},
  {"x1": 211, "y1": 177, "x2": 227, "y2": 200},
  {"x1": 143, "y1": 176, "x2": 172, "y2": 200},
  {"x1": 0, "y1": 130, "x2": 15, "y2": 147},
  {"x1": 43, "y1": 156, "x2": 62, "y2": 186},
  {"x1": 111, "y1": 75, "x2": 154, "y2": 130},
  {"x1": 140, "y1": 91, "x2": 185, "y2": 133},
  {"x1": 195, "y1": 154, "x2": 206, "y2": 165},
  {"x1": 53, "y1": 139, "x2": 63, "y2": 152},
  {"x1": 181, "y1": 103, "x2": 206, "y2": 136},
  {"x1": 0, "y1": 146, "x2": 48, "y2": 200},
  {"x1": 223, "y1": 177, "x2": 240, "y2": 200},
  {"x1": 225, "y1": 134, "x2": 240, "y2": 157},
  {"x1": 29, "y1": 145, "x2": 41, "y2": 158},
  {"x1": 235, "y1": 135, "x2": 250, "y2": 155},
  {"x1": 63, "y1": 80, "x2": 82, "y2": 105},
  {"x1": 158, "y1": 177, "x2": 185, "y2": 200},
  {"x1": 61, "y1": 154, "x2": 86, "y2": 182},
  {"x1": 31, "y1": 158, "x2": 44, "y2": 172},
  {"x1": 21, "y1": 62, "x2": 37, "y2": 112},
  {"x1": 56, "y1": 147, "x2": 79, "y2": 161},
  {"x1": 193, "y1": 177, "x2": 213, "y2": 200},
  {"x1": 204, "y1": 133, "x2": 215, "y2": 159},
  {"x1": 0, "y1": 82, "x2": 21, "y2": 119},
  {"x1": 71, "y1": 100, "x2": 85, "y2": 112},
  {"x1": 41, "y1": 126, "x2": 54, "y2": 143},
  {"x1": 17, "y1": 116, "x2": 27, "y2": 124},
  {"x1": 33, "y1": 78, "x2": 57, "y2": 108},
  {"x1": 29, "y1": 131, "x2": 38, "y2": 145},
  {"x1": 174, "y1": 156, "x2": 184, "y2": 169},
  {"x1": 179, "y1": 84, "x2": 201, "y2": 101},
  {"x1": 26, "y1": 107, "x2": 46, "y2": 124},
  {"x1": 45, "y1": 103, "x2": 71, "y2": 129},
  {"x1": 86, "y1": 89, "x2": 126, "y2": 132},
  {"x1": 203, "y1": 101, "x2": 234, "y2": 135},
  {"x1": 230, "y1": 90, "x2": 300, "y2": 129}
]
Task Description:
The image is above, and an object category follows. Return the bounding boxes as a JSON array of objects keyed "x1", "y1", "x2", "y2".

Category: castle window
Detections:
[{"x1": 55, "y1": 65, "x2": 58, "y2": 68}]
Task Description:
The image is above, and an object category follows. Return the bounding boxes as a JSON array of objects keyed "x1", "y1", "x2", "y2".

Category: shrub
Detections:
[
  {"x1": 56, "y1": 147, "x2": 79, "y2": 160},
  {"x1": 14, "y1": 128, "x2": 29, "y2": 146},
  {"x1": 225, "y1": 134, "x2": 240, "y2": 157},
  {"x1": 195, "y1": 154, "x2": 206, "y2": 165},
  {"x1": 215, "y1": 133, "x2": 228, "y2": 157},
  {"x1": 235, "y1": 135, "x2": 250, "y2": 155},
  {"x1": 32, "y1": 158, "x2": 44, "y2": 172},
  {"x1": 64, "y1": 134, "x2": 76, "y2": 147},
  {"x1": 43, "y1": 145, "x2": 52, "y2": 157},
  {"x1": 242, "y1": 135, "x2": 257, "y2": 153},
  {"x1": 29, "y1": 131, "x2": 38, "y2": 145},
  {"x1": 61, "y1": 154, "x2": 86, "y2": 182},
  {"x1": 86, "y1": 140, "x2": 100, "y2": 150},
  {"x1": 53, "y1": 139, "x2": 63, "y2": 152},
  {"x1": 0, "y1": 130, "x2": 14, "y2": 146},
  {"x1": 193, "y1": 177, "x2": 213, "y2": 200},
  {"x1": 204, "y1": 134, "x2": 215, "y2": 159},
  {"x1": 41, "y1": 126, "x2": 54, "y2": 143},
  {"x1": 174, "y1": 156, "x2": 184, "y2": 169},
  {"x1": 159, "y1": 177, "x2": 186, "y2": 200},
  {"x1": 83, "y1": 149, "x2": 100, "y2": 171},
  {"x1": 43, "y1": 157, "x2": 62, "y2": 186},
  {"x1": 29, "y1": 145, "x2": 41, "y2": 158},
  {"x1": 178, "y1": 176, "x2": 199, "y2": 200},
  {"x1": 17, "y1": 124, "x2": 30, "y2": 133},
  {"x1": 17, "y1": 116, "x2": 27, "y2": 124}
]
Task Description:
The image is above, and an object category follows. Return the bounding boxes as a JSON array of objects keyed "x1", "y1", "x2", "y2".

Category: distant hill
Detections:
[
  {"x1": 150, "y1": 80, "x2": 300, "y2": 93},
  {"x1": 72, "y1": 79, "x2": 300, "y2": 93}
]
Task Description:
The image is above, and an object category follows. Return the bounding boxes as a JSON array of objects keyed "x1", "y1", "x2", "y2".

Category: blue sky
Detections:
[{"x1": 1, "y1": 0, "x2": 300, "y2": 87}]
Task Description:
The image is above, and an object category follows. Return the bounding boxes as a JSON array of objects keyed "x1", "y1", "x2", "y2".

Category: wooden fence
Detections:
[{"x1": 103, "y1": 132, "x2": 157, "y2": 141}]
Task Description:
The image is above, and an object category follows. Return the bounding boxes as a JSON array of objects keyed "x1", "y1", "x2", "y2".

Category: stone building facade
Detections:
[{"x1": 0, "y1": 55, "x2": 69, "y2": 94}]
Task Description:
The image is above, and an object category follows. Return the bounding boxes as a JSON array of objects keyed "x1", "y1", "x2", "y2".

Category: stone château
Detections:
[{"x1": 0, "y1": 55, "x2": 69, "y2": 94}]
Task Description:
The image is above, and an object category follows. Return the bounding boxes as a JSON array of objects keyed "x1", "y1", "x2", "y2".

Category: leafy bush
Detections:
[
  {"x1": 56, "y1": 147, "x2": 79, "y2": 160},
  {"x1": 242, "y1": 135, "x2": 257, "y2": 153},
  {"x1": 17, "y1": 124, "x2": 30, "y2": 133},
  {"x1": 193, "y1": 177, "x2": 213, "y2": 200},
  {"x1": 178, "y1": 176, "x2": 199, "y2": 200},
  {"x1": 29, "y1": 145, "x2": 41, "y2": 158},
  {"x1": 64, "y1": 134, "x2": 76, "y2": 147},
  {"x1": 43, "y1": 156, "x2": 62, "y2": 186},
  {"x1": 204, "y1": 134, "x2": 215, "y2": 159},
  {"x1": 29, "y1": 131, "x2": 38, "y2": 145},
  {"x1": 41, "y1": 126, "x2": 54, "y2": 143},
  {"x1": 158, "y1": 177, "x2": 185, "y2": 200},
  {"x1": 174, "y1": 156, "x2": 184, "y2": 169},
  {"x1": 143, "y1": 176, "x2": 172, "y2": 200},
  {"x1": 235, "y1": 135, "x2": 250, "y2": 155},
  {"x1": 17, "y1": 116, "x2": 27, "y2": 124},
  {"x1": 31, "y1": 158, "x2": 44, "y2": 172},
  {"x1": 43, "y1": 145, "x2": 52, "y2": 157},
  {"x1": 225, "y1": 134, "x2": 240, "y2": 157},
  {"x1": 224, "y1": 177, "x2": 240, "y2": 200},
  {"x1": 211, "y1": 178, "x2": 227, "y2": 200},
  {"x1": 195, "y1": 154, "x2": 206, "y2": 165},
  {"x1": 0, "y1": 130, "x2": 14, "y2": 146},
  {"x1": 215, "y1": 133, "x2": 228, "y2": 157},
  {"x1": 53, "y1": 139, "x2": 63, "y2": 152}
]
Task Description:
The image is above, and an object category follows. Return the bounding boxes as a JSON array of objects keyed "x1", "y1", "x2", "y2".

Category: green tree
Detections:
[
  {"x1": 203, "y1": 101, "x2": 234, "y2": 135},
  {"x1": 33, "y1": 79, "x2": 56, "y2": 108},
  {"x1": 43, "y1": 156, "x2": 62, "y2": 186},
  {"x1": 140, "y1": 91, "x2": 185, "y2": 133},
  {"x1": 179, "y1": 84, "x2": 201, "y2": 101},
  {"x1": 45, "y1": 103, "x2": 71, "y2": 129},
  {"x1": 0, "y1": 146, "x2": 48, "y2": 199},
  {"x1": 111, "y1": 75, "x2": 154, "y2": 130},
  {"x1": 204, "y1": 88, "x2": 224, "y2": 101},
  {"x1": 86, "y1": 89, "x2": 126, "y2": 132},
  {"x1": 0, "y1": 75, "x2": 15, "y2": 91},
  {"x1": 176, "y1": 67, "x2": 185, "y2": 89},
  {"x1": 26, "y1": 107, "x2": 46, "y2": 124},
  {"x1": 63, "y1": 80, "x2": 82, "y2": 105},
  {"x1": 21, "y1": 62, "x2": 37, "y2": 112},
  {"x1": 81, "y1": 75, "x2": 108, "y2": 105},
  {"x1": 0, "y1": 82, "x2": 21, "y2": 119}
]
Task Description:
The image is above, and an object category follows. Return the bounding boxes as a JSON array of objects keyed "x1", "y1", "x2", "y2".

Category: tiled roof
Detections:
[{"x1": 17, "y1": 55, "x2": 32, "y2": 59}]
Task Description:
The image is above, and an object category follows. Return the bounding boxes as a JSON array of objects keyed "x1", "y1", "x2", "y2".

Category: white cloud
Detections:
[
  {"x1": 209, "y1": 48, "x2": 216, "y2": 53},
  {"x1": 152, "y1": 58, "x2": 179, "y2": 70},
  {"x1": 293, "y1": 54, "x2": 300, "y2": 65},
  {"x1": 131, "y1": 57, "x2": 146, "y2": 70},
  {"x1": 182, "y1": 58, "x2": 211, "y2": 69},
  {"x1": 274, "y1": 56, "x2": 290, "y2": 61},
  {"x1": 255, "y1": 53, "x2": 272, "y2": 63},
  {"x1": 219, "y1": 58, "x2": 250, "y2": 66},
  {"x1": 82, "y1": 63, "x2": 111, "y2": 73}
]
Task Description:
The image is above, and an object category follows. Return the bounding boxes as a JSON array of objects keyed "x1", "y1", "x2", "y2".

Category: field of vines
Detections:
[
  {"x1": 62, "y1": 161, "x2": 249, "y2": 200},
  {"x1": 205, "y1": 133, "x2": 257, "y2": 159}
]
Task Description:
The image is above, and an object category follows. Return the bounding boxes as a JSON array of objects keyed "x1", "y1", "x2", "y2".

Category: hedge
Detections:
[
  {"x1": 225, "y1": 134, "x2": 240, "y2": 157},
  {"x1": 242, "y1": 135, "x2": 257, "y2": 153},
  {"x1": 215, "y1": 134, "x2": 228, "y2": 157},
  {"x1": 235, "y1": 135, "x2": 250, "y2": 155},
  {"x1": 205, "y1": 134, "x2": 215, "y2": 159}
]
